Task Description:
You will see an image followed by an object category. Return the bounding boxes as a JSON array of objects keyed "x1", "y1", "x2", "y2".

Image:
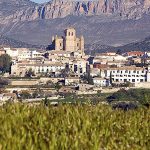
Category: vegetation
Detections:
[
  {"x1": 0, "y1": 54, "x2": 11, "y2": 73},
  {"x1": 25, "y1": 68, "x2": 35, "y2": 78},
  {"x1": 107, "y1": 88, "x2": 150, "y2": 106},
  {"x1": 20, "y1": 90, "x2": 32, "y2": 99},
  {"x1": 83, "y1": 73, "x2": 94, "y2": 85},
  {"x1": 0, "y1": 78, "x2": 9, "y2": 88},
  {"x1": 0, "y1": 103, "x2": 149, "y2": 149}
]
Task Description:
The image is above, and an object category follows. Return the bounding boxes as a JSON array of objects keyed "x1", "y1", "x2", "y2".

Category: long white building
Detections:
[
  {"x1": 102, "y1": 66, "x2": 150, "y2": 84},
  {"x1": 11, "y1": 62, "x2": 65, "y2": 76}
]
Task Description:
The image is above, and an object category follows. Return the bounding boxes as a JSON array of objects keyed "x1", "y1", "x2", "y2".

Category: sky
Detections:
[{"x1": 32, "y1": 0, "x2": 50, "y2": 3}]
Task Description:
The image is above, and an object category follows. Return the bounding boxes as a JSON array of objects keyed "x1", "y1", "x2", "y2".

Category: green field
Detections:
[{"x1": 0, "y1": 103, "x2": 149, "y2": 150}]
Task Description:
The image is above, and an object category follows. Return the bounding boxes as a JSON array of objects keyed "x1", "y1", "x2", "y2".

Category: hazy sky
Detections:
[{"x1": 32, "y1": 0, "x2": 50, "y2": 3}]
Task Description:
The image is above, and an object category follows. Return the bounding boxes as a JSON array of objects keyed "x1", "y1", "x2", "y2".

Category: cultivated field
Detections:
[{"x1": 0, "y1": 103, "x2": 149, "y2": 150}]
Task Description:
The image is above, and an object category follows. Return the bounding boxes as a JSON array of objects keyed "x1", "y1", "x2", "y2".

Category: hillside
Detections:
[
  {"x1": 88, "y1": 36, "x2": 150, "y2": 54},
  {"x1": 116, "y1": 36, "x2": 150, "y2": 52},
  {"x1": 0, "y1": 35, "x2": 44, "y2": 49}
]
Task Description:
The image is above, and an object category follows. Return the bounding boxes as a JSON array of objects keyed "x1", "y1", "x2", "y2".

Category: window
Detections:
[
  {"x1": 140, "y1": 79, "x2": 143, "y2": 82},
  {"x1": 80, "y1": 68, "x2": 82, "y2": 73},
  {"x1": 74, "y1": 65, "x2": 77, "y2": 72},
  {"x1": 72, "y1": 32, "x2": 74, "y2": 36},
  {"x1": 124, "y1": 79, "x2": 127, "y2": 82},
  {"x1": 132, "y1": 79, "x2": 135, "y2": 82}
]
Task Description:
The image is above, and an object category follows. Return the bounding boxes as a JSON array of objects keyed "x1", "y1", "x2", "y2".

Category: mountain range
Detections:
[{"x1": 0, "y1": 0, "x2": 150, "y2": 52}]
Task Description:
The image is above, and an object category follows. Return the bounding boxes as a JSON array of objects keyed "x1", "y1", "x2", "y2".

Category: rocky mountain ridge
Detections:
[
  {"x1": 1, "y1": 0, "x2": 150, "y2": 24},
  {"x1": 1, "y1": 0, "x2": 150, "y2": 51}
]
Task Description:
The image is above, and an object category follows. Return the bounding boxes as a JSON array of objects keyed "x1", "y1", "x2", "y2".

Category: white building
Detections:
[
  {"x1": 4, "y1": 47, "x2": 18, "y2": 59},
  {"x1": 68, "y1": 59, "x2": 88, "y2": 76},
  {"x1": 105, "y1": 66, "x2": 148, "y2": 84},
  {"x1": 11, "y1": 62, "x2": 65, "y2": 76},
  {"x1": 93, "y1": 78, "x2": 110, "y2": 87},
  {"x1": 94, "y1": 53, "x2": 127, "y2": 62},
  {"x1": 4, "y1": 47, "x2": 44, "y2": 61}
]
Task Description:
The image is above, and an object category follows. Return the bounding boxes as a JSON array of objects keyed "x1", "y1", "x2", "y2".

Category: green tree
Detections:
[
  {"x1": 0, "y1": 54, "x2": 12, "y2": 73},
  {"x1": 20, "y1": 90, "x2": 31, "y2": 99},
  {"x1": 43, "y1": 97, "x2": 49, "y2": 106},
  {"x1": 110, "y1": 71, "x2": 113, "y2": 85},
  {"x1": 25, "y1": 68, "x2": 35, "y2": 78},
  {"x1": 83, "y1": 73, "x2": 94, "y2": 85}
]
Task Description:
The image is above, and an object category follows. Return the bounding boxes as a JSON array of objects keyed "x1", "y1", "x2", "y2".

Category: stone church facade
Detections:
[{"x1": 51, "y1": 27, "x2": 84, "y2": 55}]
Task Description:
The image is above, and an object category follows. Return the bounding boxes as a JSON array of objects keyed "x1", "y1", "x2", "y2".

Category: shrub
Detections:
[{"x1": 0, "y1": 104, "x2": 149, "y2": 149}]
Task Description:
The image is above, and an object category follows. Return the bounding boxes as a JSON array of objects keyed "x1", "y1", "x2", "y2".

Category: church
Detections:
[{"x1": 51, "y1": 27, "x2": 85, "y2": 56}]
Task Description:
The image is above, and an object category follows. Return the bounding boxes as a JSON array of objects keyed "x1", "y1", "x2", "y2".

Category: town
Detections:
[{"x1": 0, "y1": 27, "x2": 150, "y2": 103}]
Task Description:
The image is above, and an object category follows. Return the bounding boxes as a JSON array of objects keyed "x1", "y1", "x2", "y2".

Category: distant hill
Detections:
[
  {"x1": 0, "y1": 35, "x2": 44, "y2": 49},
  {"x1": 116, "y1": 36, "x2": 150, "y2": 52},
  {"x1": 86, "y1": 36, "x2": 150, "y2": 54}
]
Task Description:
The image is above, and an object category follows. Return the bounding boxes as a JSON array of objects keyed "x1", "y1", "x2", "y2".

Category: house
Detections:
[
  {"x1": 68, "y1": 59, "x2": 88, "y2": 76},
  {"x1": 123, "y1": 51, "x2": 144, "y2": 57},
  {"x1": 11, "y1": 62, "x2": 65, "y2": 76},
  {"x1": 90, "y1": 68, "x2": 100, "y2": 77},
  {"x1": 93, "y1": 64, "x2": 108, "y2": 69},
  {"x1": 105, "y1": 66, "x2": 148, "y2": 84},
  {"x1": 93, "y1": 78, "x2": 110, "y2": 87},
  {"x1": 4, "y1": 47, "x2": 18, "y2": 59}
]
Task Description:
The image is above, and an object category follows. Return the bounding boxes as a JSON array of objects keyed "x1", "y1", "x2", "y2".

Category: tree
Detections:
[
  {"x1": 116, "y1": 49, "x2": 122, "y2": 55},
  {"x1": 109, "y1": 71, "x2": 113, "y2": 85},
  {"x1": 0, "y1": 54, "x2": 12, "y2": 73},
  {"x1": 32, "y1": 91, "x2": 39, "y2": 98},
  {"x1": 20, "y1": 90, "x2": 31, "y2": 99},
  {"x1": 83, "y1": 73, "x2": 94, "y2": 85},
  {"x1": 0, "y1": 78, "x2": 9, "y2": 88},
  {"x1": 25, "y1": 68, "x2": 35, "y2": 78},
  {"x1": 43, "y1": 97, "x2": 49, "y2": 106}
]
